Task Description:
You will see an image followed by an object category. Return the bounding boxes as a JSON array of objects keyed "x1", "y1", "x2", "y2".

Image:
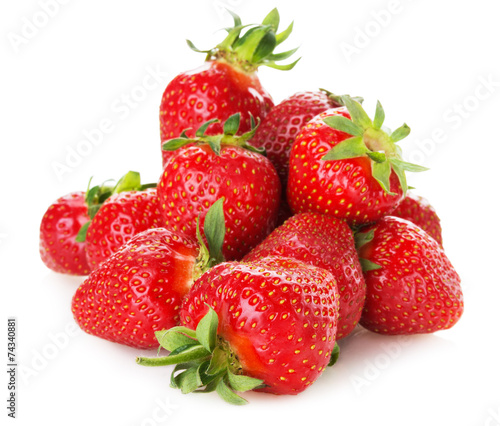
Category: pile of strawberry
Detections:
[{"x1": 39, "y1": 9, "x2": 463, "y2": 405}]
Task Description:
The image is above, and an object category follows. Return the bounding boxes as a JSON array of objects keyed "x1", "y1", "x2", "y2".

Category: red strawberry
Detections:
[
  {"x1": 159, "y1": 114, "x2": 281, "y2": 260},
  {"x1": 287, "y1": 96, "x2": 427, "y2": 226},
  {"x1": 85, "y1": 187, "x2": 163, "y2": 271},
  {"x1": 356, "y1": 216, "x2": 463, "y2": 335},
  {"x1": 160, "y1": 8, "x2": 299, "y2": 167},
  {"x1": 39, "y1": 192, "x2": 91, "y2": 275},
  {"x1": 72, "y1": 228, "x2": 199, "y2": 349},
  {"x1": 243, "y1": 212, "x2": 365, "y2": 339},
  {"x1": 249, "y1": 90, "x2": 362, "y2": 189},
  {"x1": 72, "y1": 199, "x2": 228, "y2": 349},
  {"x1": 390, "y1": 192, "x2": 443, "y2": 245},
  {"x1": 136, "y1": 256, "x2": 339, "y2": 403}
]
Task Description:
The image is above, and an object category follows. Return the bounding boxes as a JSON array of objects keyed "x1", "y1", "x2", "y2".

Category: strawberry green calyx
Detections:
[
  {"x1": 321, "y1": 96, "x2": 428, "y2": 196},
  {"x1": 319, "y1": 88, "x2": 364, "y2": 106},
  {"x1": 354, "y1": 229, "x2": 382, "y2": 272},
  {"x1": 187, "y1": 8, "x2": 299, "y2": 73},
  {"x1": 162, "y1": 113, "x2": 265, "y2": 156},
  {"x1": 75, "y1": 171, "x2": 157, "y2": 242},
  {"x1": 193, "y1": 198, "x2": 226, "y2": 279},
  {"x1": 136, "y1": 306, "x2": 265, "y2": 405}
]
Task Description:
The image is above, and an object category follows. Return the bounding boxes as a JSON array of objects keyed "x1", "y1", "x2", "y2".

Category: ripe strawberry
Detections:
[
  {"x1": 390, "y1": 192, "x2": 443, "y2": 246},
  {"x1": 72, "y1": 228, "x2": 199, "y2": 349},
  {"x1": 72, "y1": 199, "x2": 227, "y2": 349},
  {"x1": 249, "y1": 90, "x2": 362, "y2": 189},
  {"x1": 136, "y1": 256, "x2": 339, "y2": 403},
  {"x1": 39, "y1": 172, "x2": 138, "y2": 276},
  {"x1": 160, "y1": 8, "x2": 299, "y2": 166},
  {"x1": 85, "y1": 187, "x2": 163, "y2": 271},
  {"x1": 39, "y1": 192, "x2": 91, "y2": 275},
  {"x1": 356, "y1": 216, "x2": 463, "y2": 335},
  {"x1": 159, "y1": 114, "x2": 281, "y2": 260},
  {"x1": 243, "y1": 212, "x2": 365, "y2": 339},
  {"x1": 287, "y1": 96, "x2": 427, "y2": 226}
]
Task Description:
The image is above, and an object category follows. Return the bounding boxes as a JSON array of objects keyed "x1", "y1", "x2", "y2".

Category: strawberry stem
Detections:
[{"x1": 136, "y1": 306, "x2": 265, "y2": 405}]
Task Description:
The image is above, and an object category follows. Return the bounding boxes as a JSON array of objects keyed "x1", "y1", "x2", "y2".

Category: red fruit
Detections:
[
  {"x1": 39, "y1": 192, "x2": 90, "y2": 275},
  {"x1": 356, "y1": 216, "x2": 463, "y2": 335},
  {"x1": 390, "y1": 192, "x2": 443, "y2": 245},
  {"x1": 287, "y1": 96, "x2": 427, "y2": 226},
  {"x1": 160, "y1": 8, "x2": 299, "y2": 167},
  {"x1": 137, "y1": 256, "x2": 339, "y2": 402},
  {"x1": 244, "y1": 212, "x2": 365, "y2": 339},
  {"x1": 72, "y1": 228, "x2": 200, "y2": 349},
  {"x1": 159, "y1": 115, "x2": 281, "y2": 260},
  {"x1": 249, "y1": 90, "x2": 356, "y2": 188},
  {"x1": 85, "y1": 188, "x2": 163, "y2": 271}
]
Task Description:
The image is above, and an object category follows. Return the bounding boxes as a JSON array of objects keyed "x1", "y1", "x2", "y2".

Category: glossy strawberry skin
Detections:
[
  {"x1": 39, "y1": 191, "x2": 90, "y2": 275},
  {"x1": 244, "y1": 213, "x2": 365, "y2": 339},
  {"x1": 390, "y1": 192, "x2": 443, "y2": 246},
  {"x1": 157, "y1": 144, "x2": 281, "y2": 260},
  {"x1": 72, "y1": 228, "x2": 199, "y2": 349},
  {"x1": 180, "y1": 257, "x2": 339, "y2": 395},
  {"x1": 358, "y1": 216, "x2": 463, "y2": 335},
  {"x1": 287, "y1": 108, "x2": 403, "y2": 226},
  {"x1": 250, "y1": 91, "x2": 341, "y2": 189},
  {"x1": 160, "y1": 61, "x2": 274, "y2": 167},
  {"x1": 85, "y1": 188, "x2": 163, "y2": 271}
]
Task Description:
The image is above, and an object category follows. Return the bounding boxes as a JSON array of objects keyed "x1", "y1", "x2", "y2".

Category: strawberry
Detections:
[
  {"x1": 72, "y1": 199, "x2": 227, "y2": 349},
  {"x1": 136, "y1": 255, "x2": 339, "y2": 403},
  {"x1": 159, "y1": 114, "x2": 281, "y2": 260},
  {"x1": 160, "y1": 8, "x2": 299, "y2": 167},
  {"x1": 249, "y1": 90, "x2": 362, "y2": 189},
  {"x1": 39, "y1": 192, "x2": 91, "y2": 275},
  {"x1": 356, "y1": 216, "x2": 463, "y2": 335},
  {"x1": 390, "y1": 192, "x2": 443, "y2": 246},
  {"x1": 287, "y1": 96, "x2": 428, "y2": 226},
  {"x1": 83, "y1": 173, "x2": 162, "y2": 271},
  {"x1": 243, "y1": 212, "x2": 365, "y2": 339},
  {"x1": 39, "y1": 172, "x2": 137, "y2": 276}
]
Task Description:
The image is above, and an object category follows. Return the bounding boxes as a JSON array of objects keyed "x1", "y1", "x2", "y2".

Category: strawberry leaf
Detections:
[
  {"x1": 162, "y1": 138, "x2": 193, "y2": 151},
  {"x1": 216, "y1": 379, "x2": 249, "y2": 405},
  {"x1": 203, "y1": 198, "x2": 226, "y2": 267},
  {"x1": 155, "y1": 328, "x2": 197, "y2": 352},
  {"x1": 371, "y1": 161, "x2": 395, "y2": 195},
  {"x1": 262, "y1": 8, "x2": 280, "y2": 31},
  {"x1": 323, "y1": 115, "x2": 364, "y2": 137},
  {"x1": 390, "y1": 158, "x2": 429, "y2": 173},
  {"x1": 342, "y1": 95, "x2": 373, "y2": 129},
  {"x1": 390, "y1": 124, "x2": 411, "y2": 143},
  {"x1": 196, "y1": 306, "x2": 219, "y2": 353},
  {"x1": 354, "y1": 229, "x2": 375, "y2": 250},
  {"x1": 373, "y1": 101, "x2": 385, "y2": 129},
  {"x1": 75, "y1": 221, "x2": 90, "y2": 243},
  {"x1": 227, "y1": 370, "x2": 263, "y2": 392},
  {"x1": 223, "y1": 113, "x2": 241, "y2": 136},
  {"x1": 196, "y1": 119, "x2": 219, "y2": 137},
  {"x1": 359, "y1": 258, "x2": 382, "y2": 272},
  {"x1": 328, "y1": 342, "x2": 340, "y2": 366},
  {"x1": 321, "y1": 136, "x2": 368, "y2": 161}
]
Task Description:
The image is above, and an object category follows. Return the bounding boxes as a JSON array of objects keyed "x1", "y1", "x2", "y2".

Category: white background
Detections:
[{"x1": 1, "y1": 0, "x2": 499, "y2": 425}]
